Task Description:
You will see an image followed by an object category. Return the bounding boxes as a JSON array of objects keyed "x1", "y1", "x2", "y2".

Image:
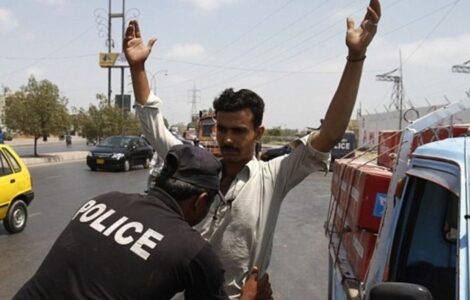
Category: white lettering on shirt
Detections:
[
  {"x1": 130, "y1": 228, "x2": 164, "y2": 260},
  {"x1": 72, "y1": 200, "x2": 165, "y2": 260},
  {"x1": 72, "y1": 200, "x2": 96, "y2": 220},
  {"x1": 114, "y1": 222, "x2": 144, "y2": 245},
  {"x1": 80, "y1": 204, "x2": 107, "y2": 223},
  {"x1": 90, "y1": 209, "x2": 116, "y2": 233}
]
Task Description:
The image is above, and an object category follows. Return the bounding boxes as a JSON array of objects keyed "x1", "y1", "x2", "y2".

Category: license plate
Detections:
[{"x1": 96, "y1": 159, "x2": 105, "y2": 165}]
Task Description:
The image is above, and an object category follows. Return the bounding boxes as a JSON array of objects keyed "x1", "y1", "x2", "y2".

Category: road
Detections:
[{"x1": 0, "y1": 161, "x2": 331, "y2": 299}]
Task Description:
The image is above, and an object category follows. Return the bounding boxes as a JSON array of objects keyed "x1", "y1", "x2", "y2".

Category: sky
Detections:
[{"x1": 1, "y1": 0, "x2": 469, "y2": 130}]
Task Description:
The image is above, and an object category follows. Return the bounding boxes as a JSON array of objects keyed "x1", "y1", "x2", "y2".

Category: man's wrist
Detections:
[{"x1": 347, "y1": 50, "x2": 366, "y2": 61}]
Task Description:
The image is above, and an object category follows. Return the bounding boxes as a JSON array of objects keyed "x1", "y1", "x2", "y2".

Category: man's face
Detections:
[{"x1": 216, "y1": 108, "x2": 264, "y2": 164}]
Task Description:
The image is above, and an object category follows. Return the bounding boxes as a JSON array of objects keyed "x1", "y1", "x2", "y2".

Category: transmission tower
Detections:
[
  {"x1": 376, "y1": 51, "x2": 404, "y2": 129},
  {"x1": 452, "y1": 60, "x2": 470, "y2": 74},
  {"x1": 188, "y1": 86, "x2": 201, "y2": 123}
]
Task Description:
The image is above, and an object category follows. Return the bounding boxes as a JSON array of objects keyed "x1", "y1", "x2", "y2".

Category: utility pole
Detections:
[
  {"x1": 107, "y1": 0, "x2": 126, "y2": 107},
  {"x1": 376, "y1": 51, "x2": 404, "y2": 130}
]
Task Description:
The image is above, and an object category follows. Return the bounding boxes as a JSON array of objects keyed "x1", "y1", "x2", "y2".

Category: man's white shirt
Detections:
[{"x1": 135, "y1": 93, "x2": 329, "y2": 298}]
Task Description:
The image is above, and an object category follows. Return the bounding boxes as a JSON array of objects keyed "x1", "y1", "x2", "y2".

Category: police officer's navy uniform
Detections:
[{"x1": 15, "y1": 188, "x2": 228, "y2": 300}]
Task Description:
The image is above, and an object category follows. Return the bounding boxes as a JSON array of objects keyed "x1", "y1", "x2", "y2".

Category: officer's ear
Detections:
[{"x1": 193, "y1": 192, "x2": 210, "y2": 210}]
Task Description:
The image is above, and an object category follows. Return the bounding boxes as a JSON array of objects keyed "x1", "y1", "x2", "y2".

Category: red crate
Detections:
[
  {"x1": 338, "y1": 164, "x2": 354, "y2": 209},
  {"x1": 378, "y1": 125, "x2": 470, "y2": 169},
  {"x1": 346, "y1": 229, "x2": 378, "y2": 281},
  {"x1": 348, "y1": 166, "x2": 391, "y2": 233},
  {"x1": 331, "y1": 159, "x2": 349, "y2": 198}
]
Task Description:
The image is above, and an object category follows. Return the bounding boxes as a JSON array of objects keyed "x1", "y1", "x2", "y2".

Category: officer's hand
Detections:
[
  {"x1": 239, "y1": 267, "x2": 273, "y2": 300},
  {"x1": 124, "y1": 20, "x2": 156, "y2": 68}
]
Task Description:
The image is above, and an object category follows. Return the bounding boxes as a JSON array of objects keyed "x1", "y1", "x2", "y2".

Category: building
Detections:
[{"x1": 359, "y1": 102, "x2": 470, "y2": 148}]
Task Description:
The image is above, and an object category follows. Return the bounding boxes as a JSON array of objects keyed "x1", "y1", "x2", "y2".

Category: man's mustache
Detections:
[{"x1": 221, "y1": 145, "x2": 239, "y2": 152}]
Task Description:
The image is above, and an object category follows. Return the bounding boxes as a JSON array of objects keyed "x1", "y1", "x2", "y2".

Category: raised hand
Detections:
[
  {"x1": 346, "y1": 0, "x2": 381, "y2": 58},
  {"x1": 124, "y1": 20, "x2": 157, "y2": 68}
]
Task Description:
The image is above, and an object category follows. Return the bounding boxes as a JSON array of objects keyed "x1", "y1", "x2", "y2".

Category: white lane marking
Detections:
[{"x1": 29, "y1": 212, "x2": 42, "y2": 218}]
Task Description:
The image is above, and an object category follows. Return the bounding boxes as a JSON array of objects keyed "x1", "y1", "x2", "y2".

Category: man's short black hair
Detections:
[{"x1": 213, "y1": 88, "x2": 265, "y2": 128}]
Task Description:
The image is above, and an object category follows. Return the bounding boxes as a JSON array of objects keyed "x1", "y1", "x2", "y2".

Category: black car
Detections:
[
  {"x1": 86, "y1": 136, "x2": 153, "y2": 172},
  {"x1": 260, "y1": 144, "x2": 292, "y2": 161}
]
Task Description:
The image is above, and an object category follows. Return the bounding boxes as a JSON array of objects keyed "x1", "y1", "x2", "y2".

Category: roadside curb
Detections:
[{"x1": 22, "y1": 151, "x2": 88, "y2": 167}]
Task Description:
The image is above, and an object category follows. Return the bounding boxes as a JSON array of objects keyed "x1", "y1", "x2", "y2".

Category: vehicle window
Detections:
[
  {"x1": 99, "y1": 136, "x2": 132, "y2": 148},
  {"x1": 3, "y1": 148, "x2": 22, "y2": 173},
  {"x1": 0, "y1": 151, "x2": 13, "y2": 176},
  {"x1": 390, "y1": 176, "x2": 457, "y2": 300},
  {"x1": 202, "y1": 124, "x2": 213, "y2": 137}
]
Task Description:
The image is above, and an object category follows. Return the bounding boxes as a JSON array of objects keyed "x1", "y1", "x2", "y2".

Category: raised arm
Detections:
[
  {"x1": 124, "y1": 20, "x2": 156, "y2": 105},
  {"x1": 311, "y1": 0, "x2": 381, "y2": 152},
  {"x1": 124, "y1": 20, "x2": 182, "y2": 156}
]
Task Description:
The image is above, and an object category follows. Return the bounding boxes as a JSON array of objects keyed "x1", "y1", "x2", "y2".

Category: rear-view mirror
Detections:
[{"x1": 368, "y1": 282, "x2": 433, "y2": 300}]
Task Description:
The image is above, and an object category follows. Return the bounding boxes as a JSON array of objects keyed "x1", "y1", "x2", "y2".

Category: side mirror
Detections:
[{"x1": 368, "y1": 282, "x2": 433, "y2": 300}]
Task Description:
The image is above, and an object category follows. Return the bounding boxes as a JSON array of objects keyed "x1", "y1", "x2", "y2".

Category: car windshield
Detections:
[{"x1": 98, "y1": 136, "x2": 132, "y2": 148}]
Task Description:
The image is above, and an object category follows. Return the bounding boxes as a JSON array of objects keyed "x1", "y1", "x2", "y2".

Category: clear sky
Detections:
[{"x1": 1, "y1": 0, "x2": 469, "y2": 129}]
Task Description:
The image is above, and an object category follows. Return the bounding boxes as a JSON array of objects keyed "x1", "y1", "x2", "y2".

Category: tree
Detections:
[
  {"x1": 5, "y1": 76, "x2": 69, "y2": 156},
  {"x1": 77, "y1": 93, "x2": 143, "y2": 141}
]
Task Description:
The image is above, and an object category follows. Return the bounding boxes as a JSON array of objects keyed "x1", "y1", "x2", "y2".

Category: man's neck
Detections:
[{"x1": 222, "y1": 159, "x2": 250, "y2": 178}]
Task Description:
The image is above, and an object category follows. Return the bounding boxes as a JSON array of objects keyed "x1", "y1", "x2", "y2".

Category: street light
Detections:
[{"x1": 149, "y1": 70, "x2": 168, "y2": 94}]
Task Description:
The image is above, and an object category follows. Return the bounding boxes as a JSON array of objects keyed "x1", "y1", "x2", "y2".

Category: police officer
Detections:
[{"x1": 14, "y1": 144, "x2": 263, "y2": 300}]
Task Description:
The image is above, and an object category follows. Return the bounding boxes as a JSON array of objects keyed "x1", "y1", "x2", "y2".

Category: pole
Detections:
[
  {"x1": 398, "y1": 50, "x2": 404, "y2": 130},
  {"x1": 120, "y1": 0, "x2": 126, "y2": 135},
  {"x1": 107, "y1": 0, "x2": 112, "y2": 106}
]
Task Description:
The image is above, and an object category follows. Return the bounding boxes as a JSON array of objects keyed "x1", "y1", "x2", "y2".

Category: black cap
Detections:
[{"x1": 164, "y1": 144, "x2": 222, "y2": 194}]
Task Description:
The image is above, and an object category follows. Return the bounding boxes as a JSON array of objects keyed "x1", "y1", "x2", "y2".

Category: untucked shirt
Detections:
[
  {"x1": 135, "y1": 93, "x2": 329, "y2": 298},
  {"x1": 14, "y1": 189, "x2": 228, "y2": 300}
]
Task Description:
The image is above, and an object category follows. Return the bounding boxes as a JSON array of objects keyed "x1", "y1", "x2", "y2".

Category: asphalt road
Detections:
[{"x1": 0, "y1": 161, "x2": 331, "y2": 299}]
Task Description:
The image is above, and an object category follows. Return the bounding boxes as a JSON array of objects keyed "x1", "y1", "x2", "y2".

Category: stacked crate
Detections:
[{"x1": 331, "y1": 159, "x2": 391, "y2": 280}]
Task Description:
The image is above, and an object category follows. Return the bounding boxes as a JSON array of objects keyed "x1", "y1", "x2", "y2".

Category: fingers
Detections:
[
  {"x1": 370, "y1": 0, "x2": 381, "y2": 19},
  {"x1": 346, "y1": 17, "x2": 355, "y2": 31},
  {"x1": 134, "y1": 19, "x2": 142, "y2": 38},
  {"x1": 257, "y1": 273, "x2": 273, "y2": 300},
  {"x1": 367, "y1": 6, "x2": 380, "y2": 24},
  {"x1": 248, "y1": 266, "x2": 259, "y2": 281},
  {"x1": 147, "y1": 38, "x2": 157, "y2": 50},
  {"x1": 125, "y1": 21, "x2": 135, "y2": 41}
]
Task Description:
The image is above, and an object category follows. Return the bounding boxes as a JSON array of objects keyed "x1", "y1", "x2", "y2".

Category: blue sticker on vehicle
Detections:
[{"x1": 373, "y1": 193, "x2": 387, "y2": 217}]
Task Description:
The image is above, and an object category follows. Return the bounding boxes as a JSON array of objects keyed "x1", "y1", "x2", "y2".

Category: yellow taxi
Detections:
[{"x1": 0, "y1": 144, "x2": 34, "y2": 234}]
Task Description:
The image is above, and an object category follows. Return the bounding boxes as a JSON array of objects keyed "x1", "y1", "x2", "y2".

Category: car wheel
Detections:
[
  {"x1": 122, "y1": 159, "x2": 130, "y2": 172},
  {"x1": 143, "y1": 157, "x2": 150, "y2": 169},
  {"x1": 4, "y1": 199, "x2": 28, "y2": 234},
  {"x1": 90, "y1": 166, "x2": 97, "y2": 171}
]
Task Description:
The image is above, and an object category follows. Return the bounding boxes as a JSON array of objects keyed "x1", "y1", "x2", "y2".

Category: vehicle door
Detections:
[
  {"x1": 387, "y1": 160, "x2": 459, "y2": 300},
  {"x1": 129, "y1": 138, "x2": 144, "y2": 164},
  {"x1": 0, "y1": 148, "x2": 17, "y2": 219},
  {"x1": 139, "y1": 137, "x2": 152, "y2": 160}
]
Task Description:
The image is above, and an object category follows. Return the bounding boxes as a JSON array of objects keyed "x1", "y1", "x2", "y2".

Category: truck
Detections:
[
  {"x1": 197, "y1": 110, "x2": 221, "y2": 156},
  {"x1": 326, "y1": 99, "x2": 470, "y2": 300}
]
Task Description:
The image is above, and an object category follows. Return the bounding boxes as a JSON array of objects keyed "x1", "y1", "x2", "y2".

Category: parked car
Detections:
[
  {"x1": 0, "y1": 144, "x2": 34, "y2": 234},
  {"x1": 260, "y1": 144, "x2": 292, "y2": 161},
  {"x1": 86, "y1": 136, "x2": 153, "y2": 172}
]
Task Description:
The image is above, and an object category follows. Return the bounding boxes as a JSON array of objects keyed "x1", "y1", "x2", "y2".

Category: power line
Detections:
[{"x1": 0, "y1": 23, "x2": 96, "y2": 79}]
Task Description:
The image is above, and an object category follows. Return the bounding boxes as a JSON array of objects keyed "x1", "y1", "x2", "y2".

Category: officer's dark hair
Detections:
[
  {"x1": 213, "y1": 88, "x2": 265, "y2": 128},
  {"x1": 153, "y1": 169, "x2": 216, "y2": 202}
]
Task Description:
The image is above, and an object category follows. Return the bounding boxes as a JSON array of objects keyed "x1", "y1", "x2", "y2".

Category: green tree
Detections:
[
  {"x1": 5, "y1": 76, "x2": 69, "y2": 156},
  {"x1": 77, "y1": 93, "x2": 143, "y2": 142}
]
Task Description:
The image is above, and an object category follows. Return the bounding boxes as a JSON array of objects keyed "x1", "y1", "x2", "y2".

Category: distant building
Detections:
[{"x1": 359, "y1": 103, "x2": 470, "y2": 148}]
